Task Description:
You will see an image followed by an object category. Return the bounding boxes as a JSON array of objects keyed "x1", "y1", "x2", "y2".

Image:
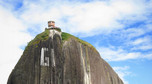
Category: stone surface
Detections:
[{"x1": 7, "y1": 29, "x2": 123, "y2": 84}]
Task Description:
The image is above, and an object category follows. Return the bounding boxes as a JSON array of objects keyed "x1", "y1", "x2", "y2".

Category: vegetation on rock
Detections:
[
  {"x1": 61, "y1": 32, "x2": 97, "y2": 52},
  {"x1": 24, "y1": 30, "x2": 96, "y2": 53},
  {"x1": 28, "y1": 29, "x2": 50, "y2": 46},
  {"x1": 24, "y1": 29, "x2": 50, "y2": 53}
]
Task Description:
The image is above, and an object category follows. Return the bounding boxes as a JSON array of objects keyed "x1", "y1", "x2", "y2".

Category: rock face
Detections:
[{"x1": 7, "y1": 29, "x2": 123, "y2": 84}]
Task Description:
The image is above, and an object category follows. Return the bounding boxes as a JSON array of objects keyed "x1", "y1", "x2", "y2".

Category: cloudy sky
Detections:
[{"x1": 0, "y1": 0, "x2": 152, "y2": 84}]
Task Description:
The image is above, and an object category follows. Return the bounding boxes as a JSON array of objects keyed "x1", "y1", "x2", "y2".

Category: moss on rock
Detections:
[
  {"x1": 24, "y1": 29, "x2": 50, "y2": 53},
  {"x1": 28, "y1": 29, "x2": 50, "y2": 46},
  {"x1": 24, "y1": 30, "x2": 96, "y2": 54},
  {"x1": 61, "y1": 32, "x2": 97, "y2": 52}
]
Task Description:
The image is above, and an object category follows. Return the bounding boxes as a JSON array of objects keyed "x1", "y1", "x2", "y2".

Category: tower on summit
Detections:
[
  {"x1": 48, "y1": 21, "x2": 55, "y2": 28},
  {"x1": 46, "y1": 20, "x2": 61, "y2": 33}
]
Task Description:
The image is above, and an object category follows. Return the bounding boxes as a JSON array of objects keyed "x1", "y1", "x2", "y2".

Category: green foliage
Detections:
[
  {"x1": 61, "y1": 32, "x2": 96, "y2": 51},
  {"x1": 24, "y1": 30, "x2": 96, "y2": 53},
  {"x1": 24, "y1": 30, "x2": 50, "y2": 52},
  {"x1": 61, "y1": 32, "x2": 73, "y2": 41},
  {"x1": 30, "y1": 29, "x2": 49, "y2": 45}
]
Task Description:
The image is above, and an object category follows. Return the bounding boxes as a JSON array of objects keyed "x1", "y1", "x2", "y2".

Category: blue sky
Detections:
[{"x1": 0, "y1": 0, "x2": 152, "y2": 84}]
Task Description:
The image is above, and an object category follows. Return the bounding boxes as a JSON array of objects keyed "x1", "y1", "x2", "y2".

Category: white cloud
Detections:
[
  {"x1": 113, "y1": 66, "x2": 131, "y2": 84},
  {"x1": 143, "y1": 53, "x2": 152, "y2": 59},
  {"x1": 131, "y1": 36, "x2": 151, "y2": 45},
  {"x1": 109, "y1": 24, "x2": 152, "y2": 51},
  {"x1": 0, "y1": 0, "x2": 152, "y2": 83},
  {"x1": 113, "y1": 66, "x2": 130, "y2": 71},
  {"x1": 128, "y1": 36, "x2": 152, "y2": 50},
  {"x1": 97, "y1": 45, "x2": 152, "y2": 61},
  {"x1": 17, "y1": 0, "x2": 151, "y2": 37},
  {"x1": 97, "y1": 46, "x2": 141, "y2": 61},
  {"x1": 132, "y1": 45, "x2": 152, "y2": 51},
  {"x1": 0, "y1": 6, "x2": 32, "y2": 84},
  {"x1": 125, "y1": 28, "x2": 145, "y2": 39}
]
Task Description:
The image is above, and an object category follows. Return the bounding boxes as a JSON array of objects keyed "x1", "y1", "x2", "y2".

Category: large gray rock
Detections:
[{"x1": 7, "y1": 29, "x2": 123, "y2": 84}]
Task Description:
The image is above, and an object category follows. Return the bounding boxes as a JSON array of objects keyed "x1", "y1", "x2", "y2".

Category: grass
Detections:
[
  {"x1": 61, "y1": 32, "x2": 74, "y2": 41},
  {"x1": 15, "y1": 30, "x2": 50, "y2": 69},
  {"x1": 24, "y1": 29, "x2": 50, "y2": 52},
  {"x1": 24, "y1": 30, "x2": 96, "y2": 53},
  {"x1": 61, "y1": 32, "x2": 97, "y2": 52},
  {"x1": 28, "y1": 29, "x2": 50, "y2": 46}
]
